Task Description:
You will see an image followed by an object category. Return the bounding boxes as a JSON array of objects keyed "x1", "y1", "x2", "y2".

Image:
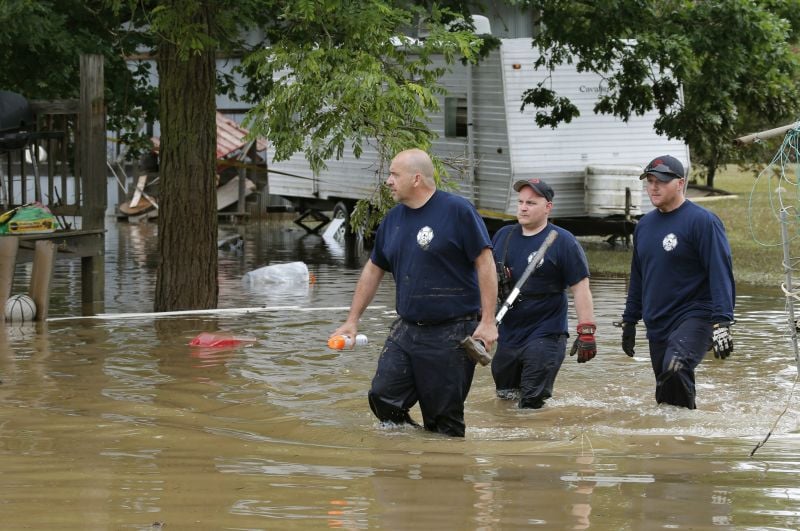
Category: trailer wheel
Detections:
[{"x1": 332, "y1": 201, "x2": 353, "y2": 243}]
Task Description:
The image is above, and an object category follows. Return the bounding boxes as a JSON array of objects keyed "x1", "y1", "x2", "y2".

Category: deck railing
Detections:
[{"x1": 1, "y1": 54, "x2": 106, "y2": 230}]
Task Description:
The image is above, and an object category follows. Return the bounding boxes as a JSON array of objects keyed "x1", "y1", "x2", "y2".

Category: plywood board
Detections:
[{"x1": 217, "y1": 176, "x2": 255, "y2": 210}]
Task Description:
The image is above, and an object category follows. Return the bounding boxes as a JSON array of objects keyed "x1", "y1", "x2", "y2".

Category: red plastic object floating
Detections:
[{"x1": 189, "y1": 332, "x2": 257, "y2": 347}]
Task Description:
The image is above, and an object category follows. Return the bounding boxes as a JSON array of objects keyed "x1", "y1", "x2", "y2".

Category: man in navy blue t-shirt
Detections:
[
  {"x1": 491, "y1": 178, "x2": 597, "y2": 409},
  {"x1": 331, "y1": 149, "x2": 498, "y2": 437},
  {"x1": 621, "y1": 155, "x2": 735, "y2": 409}
]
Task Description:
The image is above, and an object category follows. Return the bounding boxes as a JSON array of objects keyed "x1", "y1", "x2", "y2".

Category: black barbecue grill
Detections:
[
  {"x1": 0, "y1": 91, "x2": 65, "y2": 209},
  {"x1": 0, "y1": 90, "x2": 37, "y2": 151},
  {"x1": 0, "y1": 90, "x2": 63, "y2": 152}
]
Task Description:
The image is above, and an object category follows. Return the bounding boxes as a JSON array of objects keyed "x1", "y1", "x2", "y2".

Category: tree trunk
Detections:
[
  {"x1": 706, "y1": 150, "x2": 718, "y2": 189},
  {"x1": 154, "y1": 11, "x2": 218, "y2": 311}
]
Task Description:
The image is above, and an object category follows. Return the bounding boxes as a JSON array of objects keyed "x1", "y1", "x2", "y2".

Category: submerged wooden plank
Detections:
[
  {"x1": 29, "y1": 240, "x2": 56, "y2": 320},
  {"x1": 217, "y1": 176, "x2": 255, "y2": 210},
  {"x1": 0, "y1": 236, "x2": 19, "y2": 309}
]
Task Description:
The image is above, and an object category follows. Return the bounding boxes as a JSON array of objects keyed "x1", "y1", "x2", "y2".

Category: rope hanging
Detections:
[{"x1": 747, "y1": 124, "x2": 800, "y2": 456}]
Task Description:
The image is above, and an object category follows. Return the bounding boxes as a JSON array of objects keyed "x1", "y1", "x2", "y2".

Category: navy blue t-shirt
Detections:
[
  {"x1": 492, "y1": 222, "x2": 590, "y2": 346},
  {"x1": 622, "y1": 200, "x2": 735, "y2": 341},
  {"x1": 370, "y1": 190, "x2": 492, "y2": 322}
]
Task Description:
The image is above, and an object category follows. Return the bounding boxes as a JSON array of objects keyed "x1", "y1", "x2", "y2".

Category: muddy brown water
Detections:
[{"x1": 1, "y1": 221, "x2": 799, "y2": 530}]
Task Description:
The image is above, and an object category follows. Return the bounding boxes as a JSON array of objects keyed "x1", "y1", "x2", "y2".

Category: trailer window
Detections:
[{"x1": 445, "y1": 97, "x2": 468, "y2": 138}]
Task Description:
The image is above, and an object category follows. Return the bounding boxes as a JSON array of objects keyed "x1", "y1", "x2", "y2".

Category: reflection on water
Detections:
[{"x1": 1, "y1": 220, "x2": 799, "y2": 529}]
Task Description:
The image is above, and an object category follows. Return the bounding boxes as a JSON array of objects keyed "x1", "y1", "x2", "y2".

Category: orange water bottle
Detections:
[{"x1": 327, "y1": 334, "x2": 368, "y2": 349}]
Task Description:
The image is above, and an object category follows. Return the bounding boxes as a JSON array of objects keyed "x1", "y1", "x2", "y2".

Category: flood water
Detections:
[{"x1": 2, "y1": 219, "x2": 799, "y2": 530}]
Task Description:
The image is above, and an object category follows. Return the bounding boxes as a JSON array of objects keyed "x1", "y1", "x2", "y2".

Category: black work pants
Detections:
[
  {"x1": 491, "y1": 334, "x2": 567, "y2": 409},
  {"x1": 648, "y1": 317, "x2": 712, "y2": 409},
  {"x1": 368, "y1": 317, "x2": 477, "y2": 437}
]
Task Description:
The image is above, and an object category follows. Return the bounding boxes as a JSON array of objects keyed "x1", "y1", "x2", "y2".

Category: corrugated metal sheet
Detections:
[
  {"x1": 151, "y1": 112, "x2": 268, "y2": 159},
  {"x1": 215, "y1": 113, "x2": 267, "y2": 159}
]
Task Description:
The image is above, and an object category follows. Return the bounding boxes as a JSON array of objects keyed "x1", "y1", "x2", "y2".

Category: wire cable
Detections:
[{"x1": 747, "y1": 123, "x2": 800, "y2": 455}]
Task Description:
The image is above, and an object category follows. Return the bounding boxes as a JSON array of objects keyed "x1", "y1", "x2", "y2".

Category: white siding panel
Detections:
[
  {"x1": 499, "y1": 38, "x2": 688, "y2": 217},
  {"x1": 466, "y1": 50, "x2": 513, "y2": 212},
  {"x1": 268, "y1": 143, "x2": 384, "y2": 203},
  {"x1": 265, "y1": 38, "x2": 685, "y2": 222}
]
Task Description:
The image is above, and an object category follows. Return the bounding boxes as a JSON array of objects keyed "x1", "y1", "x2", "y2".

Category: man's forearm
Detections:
[
  {"x1": 475, "y1": 247, "x2": 498, "y2": 323},
  {"x1": 345, "y1": 260, "x2": 385, "y2": 326},
  {"x1": 570, "y1": 277, "x2": 595, "y2": 324}
]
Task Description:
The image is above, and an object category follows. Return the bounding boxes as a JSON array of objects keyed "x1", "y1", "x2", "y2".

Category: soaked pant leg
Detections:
[
  {"x1": 491, "y1": 342, "x2": 522, "y2": 400},
  {"x1": 491, "y1": 335, "x2": 567, "y2": 408},
  {"x1": 648, "y1": 318, "x2": 712, "y2": 409},
  {"x1": 412, "y1": 320, "x2": 477, "y2": 437},
  {"x1": 369, "y1": 318, "x2": 477, "y2": 436},
  {"x1": 369, "y1": 319, "x2": 419, "y2": 427},
  {"x1": 518, "y1": 335, "x2": 567, "y2": 409}
]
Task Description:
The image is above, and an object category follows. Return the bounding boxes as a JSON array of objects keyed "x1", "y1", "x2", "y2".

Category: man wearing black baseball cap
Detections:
[
  {"x1": 639, "y1": 154, "x2": 685, "y2": 181},
  {"x1": 512, "y1": 177, "x2": 555, "y2": 201},
  {"x1": 490, "y1": 177, "x2": 597, "y2": 409},
  {"x1": 620, "y1": 155, "x2": 735, "y2": 409}
]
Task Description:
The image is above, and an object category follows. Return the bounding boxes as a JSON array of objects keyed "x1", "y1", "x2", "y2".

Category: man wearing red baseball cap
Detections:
[
  {"x1": 490, "y1": 177, "x2": 597, "y2": 409},
  {"x1": 620, "y1": 155, "x2": 735, "y2": 409}
]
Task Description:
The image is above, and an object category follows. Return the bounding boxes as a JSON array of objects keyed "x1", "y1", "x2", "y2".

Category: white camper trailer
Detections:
[{"x1": 265, "y1": 37, "x2": 690, "y2": 237}]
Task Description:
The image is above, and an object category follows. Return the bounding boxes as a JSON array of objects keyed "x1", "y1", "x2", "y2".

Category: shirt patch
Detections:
[
  {"x1": 417, "y1": 226, "x2": 434, "y2": 250},
  {"x1": 527, "y1": 247, "x2": 545, "y2": 266},
  {"x1": 662, "y1": 233, "x2": 678, "y2": 252}
]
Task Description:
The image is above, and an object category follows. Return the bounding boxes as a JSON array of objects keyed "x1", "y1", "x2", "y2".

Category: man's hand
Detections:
[
  {"x1": 569, "y1": 322, "x2": 596, "y2": 363},
  {"x1": 472, "y1": 320, "x2": 498, "y2": 353},
  {"x1": 329, "y1": 322, "x2": 358, "y2": 350},
  {"x1": 712, "y1": 323, "x2": 733, "y2": 359},
  {"x1": 621, "y1": 321, "x2": 636, "y2": 357}
]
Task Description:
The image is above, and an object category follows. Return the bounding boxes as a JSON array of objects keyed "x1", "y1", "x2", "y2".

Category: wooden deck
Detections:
[
  {"x1": 1, "y1": 230, "x2": 105, "y2": 320},
  {"x1": 1, "y1": 55, "x2": 107, "y2": 320}
]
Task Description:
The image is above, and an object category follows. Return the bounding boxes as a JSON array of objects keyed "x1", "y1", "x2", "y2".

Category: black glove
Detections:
[
  {"x1": 621, "y1": 321, "x2": 636, "y2": 357},
  {"x1": 712, "y1": 323, "x2": 733, "y2": 359},
  {"x1": 569, "y1": 322, "x2": 596, "y2": 363}
]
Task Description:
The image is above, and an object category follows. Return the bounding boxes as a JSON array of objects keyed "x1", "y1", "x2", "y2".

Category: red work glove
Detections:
[{"x1": 569, "y1": 322, "x2": 596, "y2": 363}]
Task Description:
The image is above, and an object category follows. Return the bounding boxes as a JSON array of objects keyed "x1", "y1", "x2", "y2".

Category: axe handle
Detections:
[{"x1": 494, "y1": 229, "x2": 558, "y2": 325}]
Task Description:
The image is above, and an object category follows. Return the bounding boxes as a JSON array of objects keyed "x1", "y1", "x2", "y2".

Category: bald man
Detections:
[{"x1": 331, "y1": 148, "x2": 497, "y2": 437}]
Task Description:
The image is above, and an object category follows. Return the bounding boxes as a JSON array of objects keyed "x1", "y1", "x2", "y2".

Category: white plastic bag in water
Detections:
[{"x1": 242, "y1": 261, "x2": 310, "y2": 287}]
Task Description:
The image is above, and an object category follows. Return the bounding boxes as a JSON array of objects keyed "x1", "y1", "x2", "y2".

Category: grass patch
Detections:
[{"x1": 578, "y1": 164, "x2": 800, "y2": 287}]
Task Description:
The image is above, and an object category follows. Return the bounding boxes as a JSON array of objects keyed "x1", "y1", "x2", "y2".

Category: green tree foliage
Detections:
[
  {"x1": 241, "y1": 2, "x2": 483, "y2": 237},
  {"x1": 0, "y1": 0, "x2": 483, "y2": 309},
  {"x1": 523, "y1": 0, "x2": 800, "y2": 187},
  {"x1": 0, "y1": 1, "x2": 157, "y2": 151}
]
